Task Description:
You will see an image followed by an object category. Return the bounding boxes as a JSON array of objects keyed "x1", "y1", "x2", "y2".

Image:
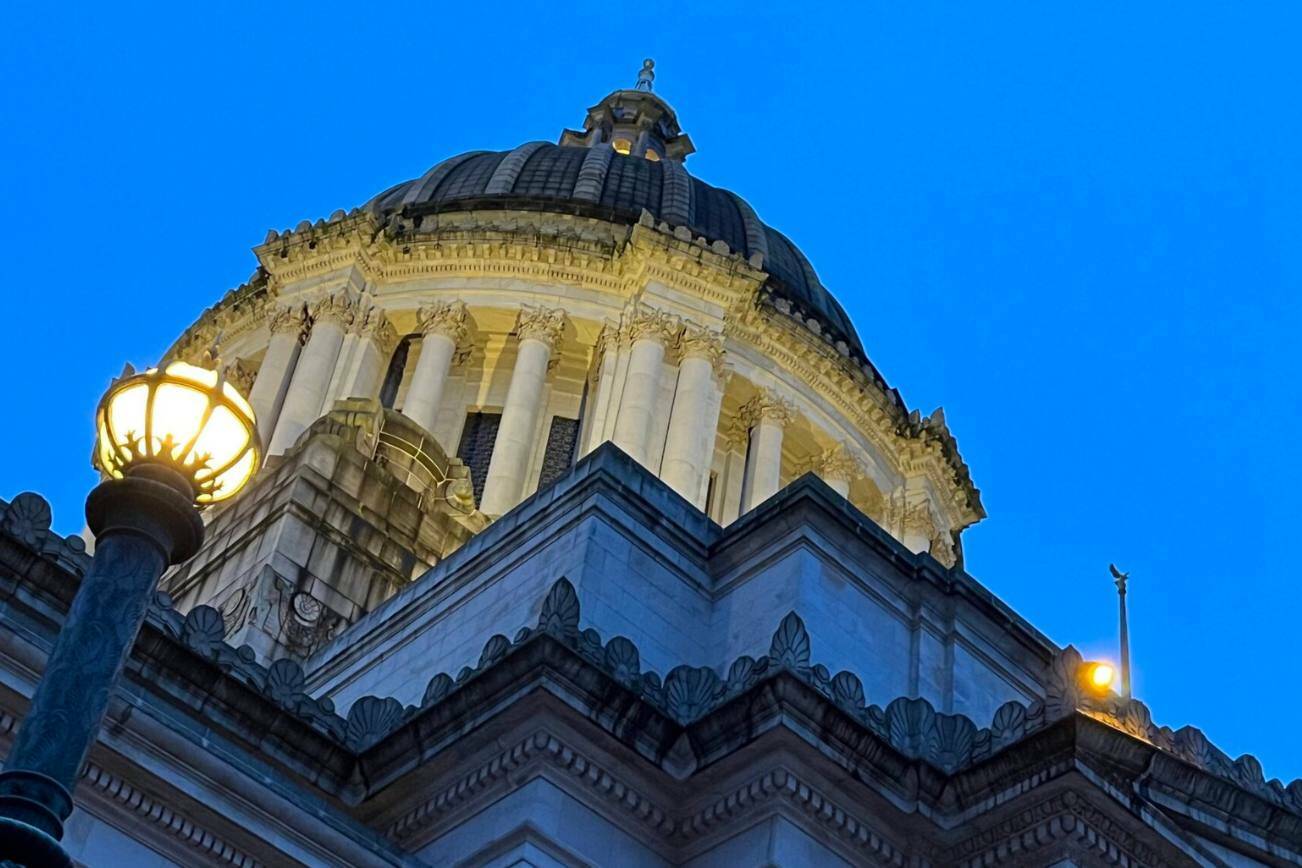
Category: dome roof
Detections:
[{"x1": 364, "y1": 141, "x2": 866, "y2": 359}]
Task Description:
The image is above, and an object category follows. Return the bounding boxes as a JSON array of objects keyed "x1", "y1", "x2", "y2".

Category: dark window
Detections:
[
  {"x1": 705, "y1": 471, "x2": 718, "y2": 517},
  {"x1": 538, "y1": 416, "x2": 580, "y2": 490},
  {"x1": 456, "y1": 412, "x2": 501, "y2": 505},
  {"x1": 379, "y1": 336, "x2": 415, "y2": 409}
]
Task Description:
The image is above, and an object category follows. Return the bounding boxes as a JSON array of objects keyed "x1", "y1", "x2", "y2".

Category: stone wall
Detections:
[
  {"x1": 307, "y1": 444, "x2": 1052, "y2": 723},
  {"x1": 164, "y1": 399, "x2": 483, "y2": 661}
]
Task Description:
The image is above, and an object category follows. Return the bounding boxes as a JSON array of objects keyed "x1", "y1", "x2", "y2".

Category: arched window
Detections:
[{"x1": 379, "y1": 335, "x2": 415, "y2": 409}]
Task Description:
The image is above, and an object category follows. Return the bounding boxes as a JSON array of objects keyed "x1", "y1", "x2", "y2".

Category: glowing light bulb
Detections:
[
  {"x1": 1087, "y1": 662, "x2": 1115, "y2": 690},
  {"x1": 94, "y1": 361, "x2": 261, "y2": 505}
]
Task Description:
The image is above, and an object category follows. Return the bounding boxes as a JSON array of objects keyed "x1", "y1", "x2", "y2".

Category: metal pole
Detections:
[
  {"x1": 0, "y1": 468, "x2": 202, "y2": 867},
  {"x1": 1115, "y1": 569, "x2": 1132, "y2": 699}
]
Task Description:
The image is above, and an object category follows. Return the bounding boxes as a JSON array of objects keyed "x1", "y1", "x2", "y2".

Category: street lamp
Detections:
[{"x1": 0, "y1": 361, "x2": 259, "y2": 867}]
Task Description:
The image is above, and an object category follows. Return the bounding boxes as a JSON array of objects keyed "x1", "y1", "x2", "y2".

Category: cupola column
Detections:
[
  {"x1": 480, "y1": 307, "x2": 566, "y2": 517},
  {"x1": 661, "y1": 327, "x2": 726, "y2": 507},
  {"x1": 611, "y1": 308, "x2": 680, "y2": 467},
  {"x1": 891, "y1": 483, "x2": 938, "y2": 556},
  {"x1": 403, "y1": 301, "x2": 468, "y2": 439},
  {"x1": 268, "y1": 294, "x2": 355, "y2": 454},
  {"x1": 740, "y1": 391, "x2": 796, "y2": 512},
  {"x1": 247, "y1": 305, "x2": 305, "y2": 443},
  {"x1": 326, "y1": 304, "x2": 397, "y2": 405}
]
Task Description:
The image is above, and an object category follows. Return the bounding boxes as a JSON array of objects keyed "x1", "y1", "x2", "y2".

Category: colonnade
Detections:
[{"x1": 246, "y1": 293, "x2": 873, "y2": 523}]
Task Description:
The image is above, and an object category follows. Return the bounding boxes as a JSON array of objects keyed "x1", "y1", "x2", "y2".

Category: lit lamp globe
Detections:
[
  {"x1": 1081, "y1": 661, "x2": 1117, "y2": 695},
  {"x1": 94, "y1": 360, "x2": 261, "y2": 507},
  {"x1": 0, "y1": 360, "x2": 260, "y2": 867}
]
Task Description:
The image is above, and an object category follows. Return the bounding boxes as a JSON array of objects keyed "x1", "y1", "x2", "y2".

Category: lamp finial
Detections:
[{"x1": 635, "y1": 58, "x2": 655, "y2": 91}]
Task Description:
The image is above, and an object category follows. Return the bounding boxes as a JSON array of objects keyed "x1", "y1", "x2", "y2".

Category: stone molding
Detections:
[
  {"x1": 937, "y1": 791, "x2": 1171, "y2": 868},
  {"x1": 515, "y1": 305, "x2": 566, "y2": 353},
  {"x1": 387, "y1": 729, "x2": 905, "y2": 865},
  {"x1": 675, "y1": 767, "x2": 904, "y2": 864},
  {"x1": 740, "y1": 388, "x2": 796, "y2": 429},
  {"x1": 415, "y1": 299, "x2": 469, "y2": 344},
  {"x1": 0, "y1": 703, "x2": 261, "y2": 868},
  {"x1": 80, "y1": 762, "x2": 262, "y2": 868}
]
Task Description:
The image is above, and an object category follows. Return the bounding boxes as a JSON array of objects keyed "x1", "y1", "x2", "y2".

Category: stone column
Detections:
[
  {"x1": 611, "y1": 307, "x2": 679, "y2": 467},
  {"x1": 479, "y1": 307, "x2": 566, "y2": 517},
  {"x1": 402, "y1": 301, "x2": 468, "y2": 436},
  {"x1": 740, "y1": 390, "x2": 796, "y2": 513},
  {"x1": 247, "y1": 305, "x2": 305, "y2": 444},
  {"x1": 818, "y1": 442, "x2": 863, "y2": 499},
  {"x1": 327, "y1": 304, "x2": 398, "y2": 405},
  {"x1": 661, "y1": 327, "x2": 725, "y2": 507},
  {"x1": 269, "y1": 293, "x2": 355, "y2": 455}
]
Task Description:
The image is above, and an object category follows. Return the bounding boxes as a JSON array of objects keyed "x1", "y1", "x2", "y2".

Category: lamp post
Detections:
[{"x1": 0, "y1": 361, "x2": 259, "y2": 867}]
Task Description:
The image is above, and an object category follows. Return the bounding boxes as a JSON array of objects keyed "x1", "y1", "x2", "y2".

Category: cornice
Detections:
[
  {"x1": 388, "y1": 729, "x2": 906, "y2": 865},
  {"x1": 936, "y1": 791, "x2": 1174, "y2": 868}
]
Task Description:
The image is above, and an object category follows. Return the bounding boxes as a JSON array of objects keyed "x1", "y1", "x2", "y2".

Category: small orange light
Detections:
[{"x1": 1083, "y1": 661, "x2": 1115, "y2": 691}]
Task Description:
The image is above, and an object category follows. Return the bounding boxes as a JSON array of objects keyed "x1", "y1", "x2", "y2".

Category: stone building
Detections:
[{"x1": 0, "y1": 70, "x2": 1298, "y2": 866}]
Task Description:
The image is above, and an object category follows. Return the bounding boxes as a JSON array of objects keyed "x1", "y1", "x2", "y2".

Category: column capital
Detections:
[
  {"x1": 887, "y1": 489, "x2": 936, "y2": 536},
  {"x1": 622, "y1": 305, "x2": 681, "y2": 347},
  {"x1": 356, "y1": 304, "x2": 398, "y2": 354},
  {"x1": 310, "y1": 293, "x2": 357, "y2": 327},
  {"x1": 417, "y1": 300, "x2": 469, "y2": 344},
  {"x1": 740, "y1": 388, "x2": 796, "y2": 429},
  {"x1": 818, "y1": 442, "x2": 865, "y2": 481},
  {"x1": 516, "y1": 306, "x2": 566, "y2": 352},
  {"x1": 269, "y1": 304, "x2": 306, "y2": 337},
  {"x1": 224, "y1": 358, "x2": 258, "y2": 397},
  {"x1": 724, "y1": 415, "x2": 751, "y2": 451},
  {"x1": 679, "y1": 325, "x2": 726, "y2": 378}
]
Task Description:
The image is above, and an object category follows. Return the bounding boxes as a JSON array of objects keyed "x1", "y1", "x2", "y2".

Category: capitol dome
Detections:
[
  {"x1": 365, "y1": 142, "x2": 864, "y2": 361},
  {"x1": 168, "y1": 68, "x2": 983, "y2": 567}
]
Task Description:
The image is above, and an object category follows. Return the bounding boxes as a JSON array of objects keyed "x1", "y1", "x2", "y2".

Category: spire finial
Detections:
[{"x1": 635, "y1": 58, "x2": 655, "y2": 91}]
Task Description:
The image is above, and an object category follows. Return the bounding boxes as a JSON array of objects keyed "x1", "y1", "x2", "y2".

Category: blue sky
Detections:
[{"x1": 3, "y1": 4, "x2": 1299, "y2": 779}]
